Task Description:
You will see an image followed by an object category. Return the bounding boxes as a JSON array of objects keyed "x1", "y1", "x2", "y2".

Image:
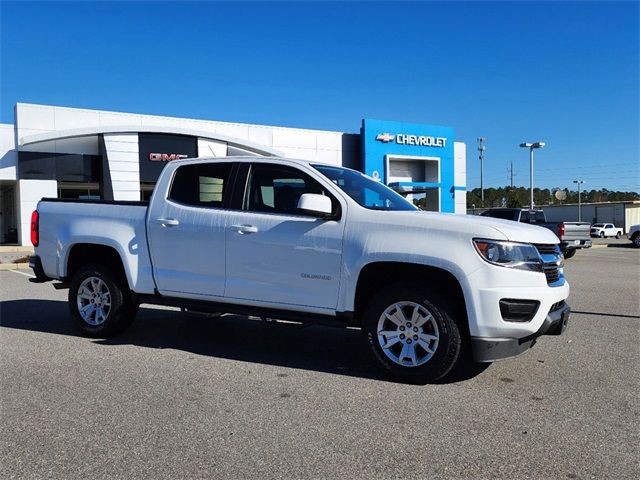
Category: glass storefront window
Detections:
[
  {"x1": 19, "y1": 152, "x2": 102, "y2": 182},
  {"x1": 141, "y1": 183, "x2": 155, "y2": 201},
  {"x1": 58, "y1": 184, "x2": 101, "y2": 200}
]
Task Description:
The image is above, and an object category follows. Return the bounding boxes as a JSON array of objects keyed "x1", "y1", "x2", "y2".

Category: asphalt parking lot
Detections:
[{"x1": 1, "y1": 247, "x2": 639, "y2": 479}]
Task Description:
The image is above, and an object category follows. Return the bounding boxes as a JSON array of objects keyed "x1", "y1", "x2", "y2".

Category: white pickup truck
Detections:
[
  {"x1": 590, "y1": 223, "x2": 623, "y2": 239},
  {"x1": 29, "y1": 157, "x2": 570, "y2": 383}
]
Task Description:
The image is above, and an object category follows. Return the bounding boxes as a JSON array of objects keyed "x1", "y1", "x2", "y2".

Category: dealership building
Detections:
[{"x1": 0, "y1": 103, "x2": 467, "y2": 245}]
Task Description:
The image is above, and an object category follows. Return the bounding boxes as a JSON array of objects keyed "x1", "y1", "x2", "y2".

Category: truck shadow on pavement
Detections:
[
  {"x1": 604, "y1": 243, "x2": 637, "y2": 249},
  {"x1": 0, "y1": 299, "x2": 488, "y2": 384}
]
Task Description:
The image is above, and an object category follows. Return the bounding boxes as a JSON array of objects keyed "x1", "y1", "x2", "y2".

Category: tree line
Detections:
[{"x1": 466, "y1": 186, "x2": 640, "y2": 209}]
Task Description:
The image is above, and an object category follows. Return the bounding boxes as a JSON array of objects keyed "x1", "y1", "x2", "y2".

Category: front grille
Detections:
[
  {"x1": 543, "y1": 265, "x2": 560, "y2": 284},
  {"x1": 534, "y1": 243, "x2": 559, "y2": 255},
  {"x1": 534, "y1": 244, "x2": 563, "y2": 286}
]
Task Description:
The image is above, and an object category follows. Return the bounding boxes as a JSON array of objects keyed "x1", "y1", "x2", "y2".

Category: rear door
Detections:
[
  {"x1": 147, "y1": 162, "x2": 235, "y2": 297},
  {"x1": 224, "y1": 163, "x2": 345, "y2": 310}
]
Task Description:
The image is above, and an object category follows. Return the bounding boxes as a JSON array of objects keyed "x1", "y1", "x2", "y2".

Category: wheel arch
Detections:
[
  {"x1": 352, "y1": 261, "x2": 469, "y2": 335},
  {"x1": 64, "y1": 243, "x2": 131, "y2": 288}
]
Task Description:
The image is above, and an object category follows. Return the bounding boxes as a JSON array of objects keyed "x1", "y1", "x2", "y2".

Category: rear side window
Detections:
[{"x1": 169, "y1": 163, "x2": 232, "y2": 208}]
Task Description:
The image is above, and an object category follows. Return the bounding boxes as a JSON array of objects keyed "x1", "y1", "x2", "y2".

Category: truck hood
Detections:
[{"x1": 364, "y1": 210, "x2": 561, "y2": 245}]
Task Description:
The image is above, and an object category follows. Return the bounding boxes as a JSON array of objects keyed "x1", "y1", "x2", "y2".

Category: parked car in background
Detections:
[
  {"x1": 480, "y1": 208, "x2": 591, "y2": 259},
  {"x1": 628, "y1": 224, "x2": 640, "y2": 248},
  {"x1": 590, "y1": 223, "x2": 623, "y2": 239}
]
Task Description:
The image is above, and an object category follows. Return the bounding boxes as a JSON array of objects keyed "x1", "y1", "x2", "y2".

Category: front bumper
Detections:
[{"x1": 471, "y1": 301, "x2": 570, "y2": 362}]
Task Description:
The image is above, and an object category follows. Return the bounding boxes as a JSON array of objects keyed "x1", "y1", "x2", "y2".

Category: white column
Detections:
[
  {"x1": 453, "y1": 142, "x2": 467, "y2": 214},
  {"x1": 18, "y1": 179, "x2": 57, "y2": 245},
  {"x1": 103, "y1": 133, "x2": 140, "y2": 201},
  {"x1": 0, "y1": 124, "x2": 18, "y2": 180}
]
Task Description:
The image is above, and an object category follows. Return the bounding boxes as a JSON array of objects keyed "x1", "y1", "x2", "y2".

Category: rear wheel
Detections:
[
  {"x1": 616, "y1": 232, "x2": 622, "y2": 239},
  {"x1": 632, "y1": 233, "x2": 640, "y2": 248},
  {"x1": 563, "y1": 249, "x2": 576, "y2": 259},
  {"x1": 363, "y1": 284, "x2": 462, "y2": 384},
  {"x1": 69, "y1": 264, "x2": 137, "y2": 337}
]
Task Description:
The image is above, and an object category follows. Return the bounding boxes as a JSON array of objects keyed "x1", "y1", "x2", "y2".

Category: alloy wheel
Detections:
[
  {"x1": 76, "y1": 276, "x2": 112, "y2": 326},
  {"x1": 376, "y1": 301, "x2": 439, "y2": 367}
]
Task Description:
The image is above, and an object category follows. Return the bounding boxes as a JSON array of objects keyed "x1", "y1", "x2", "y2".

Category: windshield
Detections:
[{"x1": 313, "y1": 164, "x2": 418, "y2": 211}]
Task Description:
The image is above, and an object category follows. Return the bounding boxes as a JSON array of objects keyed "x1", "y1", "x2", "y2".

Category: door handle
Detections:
[
  {"x1": 156, "y1": 218, "x2": 180, "y2": 227},
  {"x1": 230, "y1": 224, "x2": 258, "y2": 234}
]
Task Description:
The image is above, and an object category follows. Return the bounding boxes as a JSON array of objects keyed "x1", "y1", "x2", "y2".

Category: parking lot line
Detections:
[{"x1": 8, "y1": 269, "x2": 34, "y2": 278}]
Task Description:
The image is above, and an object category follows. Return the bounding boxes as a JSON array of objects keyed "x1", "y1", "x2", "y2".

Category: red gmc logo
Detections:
[{"x1": 148, "y1": 153, "x2": 189, "y2": 162}]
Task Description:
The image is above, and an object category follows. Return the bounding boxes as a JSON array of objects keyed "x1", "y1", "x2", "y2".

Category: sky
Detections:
[{"x1": 1, "y1": 1, "x2": 638, "y2": 192}]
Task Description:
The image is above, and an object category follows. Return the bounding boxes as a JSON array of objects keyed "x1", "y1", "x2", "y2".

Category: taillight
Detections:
[
  {"x1": 30, "y1": 210, "x2": 39, "y2": 247},
  {"x1": 558, "y1": 223, "x2": 565, "y2": 238}
]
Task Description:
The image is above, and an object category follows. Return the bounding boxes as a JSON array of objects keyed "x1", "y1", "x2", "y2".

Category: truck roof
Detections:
[{"x1": 170, "y1": 155, "x2": 320, "y2": 167}]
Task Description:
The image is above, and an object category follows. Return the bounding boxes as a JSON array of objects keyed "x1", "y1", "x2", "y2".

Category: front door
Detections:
[
  {"x1": 225, "y1": 163, "x2": 345, "y2": 310},
  {"x1": 147, "y1": 162, "x2": 234, "y2": 297}
]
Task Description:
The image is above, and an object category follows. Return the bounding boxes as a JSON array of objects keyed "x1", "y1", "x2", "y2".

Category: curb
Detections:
[
  {"x1": 590, "y1": 244, "x2": 608, "y2": 249},
  {"x1": 0, "y1": 246, "x2": 34, "y2": 254},
  {"x1": 0, "y1": 263, "x2": 30, "y2": 271}
]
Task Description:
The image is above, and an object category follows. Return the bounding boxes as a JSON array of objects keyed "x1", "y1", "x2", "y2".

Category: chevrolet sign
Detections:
[
  {"x1": 376, "y1": 132, "x2": 447, "y2": 148},
  {"x1": 375, "y1": 133, "x2": 395, "y2": 143}
]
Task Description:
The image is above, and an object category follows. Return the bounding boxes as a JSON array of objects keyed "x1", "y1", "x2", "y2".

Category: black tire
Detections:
[
  {"x1": 362, "y1": 284, "x2": 462, "y2": 384},
  {"x1": 68, "y1": 263, "x2": 137, "y2": 338},
  {"x1": 616, "y1": 232, "x2": 622, "y2": 239},
  {"x1": 632, "y1": 233, "x2": 640, "y2": 248},
  {"x1": 600, "y1": 231, "x2": 605, "y2": 238},
  {"x1": 563, "y1": 249, "x2": 576, "y2": 259}
]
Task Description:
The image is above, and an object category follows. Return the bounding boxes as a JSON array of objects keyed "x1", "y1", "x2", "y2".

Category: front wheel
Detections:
[
  {"x1": 632, "y1": 233, "x2": 640, "y2": 248},
  {"x1": 362, "y1": 284, "x2": 462, "y2": 384},
  {"x1": 69, "y1": 264, "x2": 137, "y2": 337},
  {"x1": 600, "y1": 231, "x2": 605, "y2": 238}
]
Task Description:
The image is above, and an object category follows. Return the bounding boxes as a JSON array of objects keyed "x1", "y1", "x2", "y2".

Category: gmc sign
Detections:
[
  {"x1": 138, "y1": 133, "x2": 198, "y2": 183},
  {"x1": 148, "y1": 153, "x2": 189, "y2": 162}
]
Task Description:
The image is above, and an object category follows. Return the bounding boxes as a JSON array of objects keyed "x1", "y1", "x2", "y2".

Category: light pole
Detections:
[
  {"x1": 519, "y1": 142, "x2": 545, "y2": 208},
  {"x1": 573, "y1": 180, "x2": 585, "y2": 221},
  {"x1": 478, "y1": 137, "x2": 486, "y2": 206}
]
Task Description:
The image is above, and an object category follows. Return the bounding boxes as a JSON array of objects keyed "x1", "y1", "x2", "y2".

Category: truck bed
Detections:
[
  {"x1": 40, "y1": 197, "x2": 149, "y2": 207},
  {"x1": 35, "y1": 198, "x2": 156, "y2": 294}
]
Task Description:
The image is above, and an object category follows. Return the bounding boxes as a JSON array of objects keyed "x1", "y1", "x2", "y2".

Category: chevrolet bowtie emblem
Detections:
[{"x1": 376, "y1": 133, "x2": 395, "y2": 143}]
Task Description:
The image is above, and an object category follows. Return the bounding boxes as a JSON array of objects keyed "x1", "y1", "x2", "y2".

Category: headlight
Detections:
[{"x1": 473, "y1": 239, "x2": 543, "y2": 272}]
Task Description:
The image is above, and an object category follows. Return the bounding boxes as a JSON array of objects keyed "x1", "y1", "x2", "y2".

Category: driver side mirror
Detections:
[{"x1": 297, "y1": 193, "x2": 333, "y2": 219}]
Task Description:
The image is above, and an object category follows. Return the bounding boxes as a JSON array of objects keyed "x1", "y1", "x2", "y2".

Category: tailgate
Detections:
[{"x1": 562, "y1": 223, "x2": 591, "y2": 241}]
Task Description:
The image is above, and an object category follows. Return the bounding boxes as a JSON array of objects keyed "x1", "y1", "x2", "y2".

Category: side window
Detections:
[
  {"x1": 520, "y1": 211, "x2": 530, "y2": 223},
  {"x1": 169, "y1": 163, "x2": 232, "y2": 208},
  {"x1": 244, "y1": 165, "x2": 333, "y2": 215}
]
